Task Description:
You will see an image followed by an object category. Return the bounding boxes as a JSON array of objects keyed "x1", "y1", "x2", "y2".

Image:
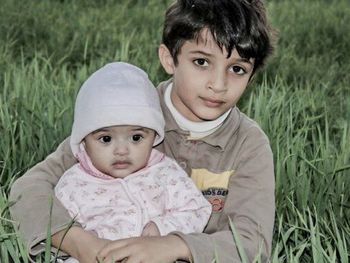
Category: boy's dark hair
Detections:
[{"x1": 162, "y1": 0, "x2": 276, "y2": 73}]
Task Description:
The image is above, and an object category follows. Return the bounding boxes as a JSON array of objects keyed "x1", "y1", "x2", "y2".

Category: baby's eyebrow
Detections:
[
  {"x1": 131, "y1": 127, "x2": 151, "y2": 133},
  {"x1": 91, "y1": 128, "x2": 110, "y2": 134}
]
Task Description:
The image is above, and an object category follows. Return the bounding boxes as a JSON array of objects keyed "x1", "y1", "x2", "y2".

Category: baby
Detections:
[{"x1": 54, "y1": 62, "x2": 212, "y2": 262}]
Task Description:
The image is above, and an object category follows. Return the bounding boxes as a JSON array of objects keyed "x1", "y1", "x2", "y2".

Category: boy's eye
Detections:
[
  {"x1": 231, "y1": 66, "x2": 246, "y2": 75},
  {"x1": 98, "y1": 136, "x2": 112, "y2": 143},
  {"x1": 131, "y1": 134, "x2": 143, "y2": 142},
  {"x1": 193, "y1": 58, "x2": 208, "y2": 67}
]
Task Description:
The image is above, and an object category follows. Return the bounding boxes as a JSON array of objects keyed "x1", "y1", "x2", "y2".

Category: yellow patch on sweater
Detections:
[{"x1": 190, "y1": 169, "x2": 234, "y2": 190}]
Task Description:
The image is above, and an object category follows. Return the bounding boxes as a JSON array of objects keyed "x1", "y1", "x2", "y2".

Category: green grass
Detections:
[{"x1": 1, "y1": 0, "x2": 349, "y2": 262}]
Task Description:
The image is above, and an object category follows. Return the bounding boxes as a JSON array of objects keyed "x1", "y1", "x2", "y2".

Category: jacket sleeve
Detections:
[
  {"x1": 151, "y1": 161, "x2": 212, "y2": 236},
  {"x1": 173, "y1": 132, "x2": 275, "y2": 263},
  {"x1": 9, "y1": 137, "x2": 78, "y2": 256},
  {"x1": 54, "y1": 169, "x2": 82, "y2": 225}
]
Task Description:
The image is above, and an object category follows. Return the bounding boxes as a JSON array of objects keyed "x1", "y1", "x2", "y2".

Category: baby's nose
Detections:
[{"x1": 113, "y1": 143, "x2": 129, "y2": 155}]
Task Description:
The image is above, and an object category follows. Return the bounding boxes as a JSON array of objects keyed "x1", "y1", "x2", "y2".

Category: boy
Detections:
[{"x1": 10, "y1": 0, "x2": 276, "y2": 262}]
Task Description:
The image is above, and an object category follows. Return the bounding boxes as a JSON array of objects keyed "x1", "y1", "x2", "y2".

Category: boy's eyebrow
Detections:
[
  {"x1": 189, "y1": 50, "x2": 253, "y2": 65},
  {"x1": 189, "y1": 50, "x2": 214, "y2": 57},
  {"x1": 236, "y1": 57, "x2": 254, "y2": 65}
]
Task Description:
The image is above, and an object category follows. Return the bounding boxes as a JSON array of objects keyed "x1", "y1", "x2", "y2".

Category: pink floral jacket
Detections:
[{"x1": 54, "y1": 149, "x2": 212, "y2": 240}]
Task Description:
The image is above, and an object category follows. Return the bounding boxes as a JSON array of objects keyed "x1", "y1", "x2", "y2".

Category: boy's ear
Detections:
[{"x1": 158, "y1": 44, "x2": 175, "y2": 75}]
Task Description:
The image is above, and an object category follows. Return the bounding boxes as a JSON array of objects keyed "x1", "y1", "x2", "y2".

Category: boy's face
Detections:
[
  {"x1": 159, "y1": 29, "x2": 254, "y2": 122},
  {"x1": 84, "y1": 125, "x2": 155, "y2": 178}
]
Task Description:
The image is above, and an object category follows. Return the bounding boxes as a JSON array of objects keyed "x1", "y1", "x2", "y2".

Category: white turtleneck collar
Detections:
[{"x1": 164, "y1": 83, "x2": 231, "y2": 139}]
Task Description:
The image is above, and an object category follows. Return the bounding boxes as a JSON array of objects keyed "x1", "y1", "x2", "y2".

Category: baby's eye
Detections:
[
  {"x1": 98, "y1": 136, "x2": 112, "y2": 143},
  {"x1": 231, "y1": 66, "x2": 246, "y2": 75},
  {"x1": 193, "y1": 58, "x2": 208, "y2": 67},
  {"x1": 131, "y1": 134, "x2": 143, "y2": 142}
]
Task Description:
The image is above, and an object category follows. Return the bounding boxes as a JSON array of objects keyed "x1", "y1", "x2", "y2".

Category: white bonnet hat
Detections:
[{"x1": 70, "y1": 62, "x2": 165, "y2": 156}]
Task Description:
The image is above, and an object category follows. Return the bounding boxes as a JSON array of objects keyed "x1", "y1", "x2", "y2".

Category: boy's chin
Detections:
[
  {"x1": 197, "y1": 110, "x2": 228, "y2": 121},
  {"x1": 194, "y1": 111, "x2": 228, "y2": 122}
]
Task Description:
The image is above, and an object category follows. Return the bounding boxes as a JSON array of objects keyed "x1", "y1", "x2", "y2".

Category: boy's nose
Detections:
[{"x1": 207, "y1": 71, "x2": 227, "y2": 93}]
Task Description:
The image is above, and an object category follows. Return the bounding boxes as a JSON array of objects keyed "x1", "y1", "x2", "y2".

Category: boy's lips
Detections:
[
  {"x1": 200, "y1": 97, "x2": 225, "y2": 108},
  {"x1": 112, "y1": 160, "x2": 131, "y2": 169}
]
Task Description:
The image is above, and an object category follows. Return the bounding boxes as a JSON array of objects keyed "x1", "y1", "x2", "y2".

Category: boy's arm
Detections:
[
  {"x1": 96, "y1": 138, "x2": 273, "y2": 263},
  {"x1": 173, "y1": 138, "x2": 275, "y2": 262},
  {"x1": 9, "y1": 137, "x2": 78, "y2": 257},
  {"x1": 97, "y1": 139, "x2": 274, "y2": 263}
]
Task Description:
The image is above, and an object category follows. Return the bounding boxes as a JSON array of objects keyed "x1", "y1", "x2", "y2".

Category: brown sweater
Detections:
[{"x1": 9, "y1": 80, "x2": 275, "y2": 263}]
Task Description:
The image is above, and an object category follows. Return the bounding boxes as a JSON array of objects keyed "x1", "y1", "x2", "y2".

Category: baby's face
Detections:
[{"x1": 84, "y1": 125, "x2": 155, "y2": 178}]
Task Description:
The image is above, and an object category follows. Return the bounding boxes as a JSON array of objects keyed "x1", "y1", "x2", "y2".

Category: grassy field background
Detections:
[{"x1": 1, "y1": 0, "x2": 349, "y2": 262}]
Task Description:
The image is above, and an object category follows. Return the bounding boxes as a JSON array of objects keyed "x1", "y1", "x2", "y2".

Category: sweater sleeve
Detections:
[
  {"x1": 151, "y1": 160, "x2": 212, "y2": 236},
  {"x1": 9, "y1": 137, "x2": 78, "y2": 257},
  {"x1": 173, "y1": 133, "x2": 275, "y2": 263}
]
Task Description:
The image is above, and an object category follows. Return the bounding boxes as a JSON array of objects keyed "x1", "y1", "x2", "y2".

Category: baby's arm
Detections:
[
  {"x1": 141, "y1": 221, "x2": 160, "y2": 236},
  {"x1": 150, "y1": 160, "x2": 212, "y2": 235}
]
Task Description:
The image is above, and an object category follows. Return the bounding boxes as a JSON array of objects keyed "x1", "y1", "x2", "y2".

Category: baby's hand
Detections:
[{"x1": 141, "y1": 221, "x2": 160, "y2": 236}]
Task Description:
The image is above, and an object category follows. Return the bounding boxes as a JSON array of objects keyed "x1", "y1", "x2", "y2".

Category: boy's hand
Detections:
[
  {"x1": 52, "y1": 226, "x2": 110, "y2": 263},
  {"x1": 141, "y1": 221, "x2": 160, "y2": 237},
  {"x1": 97, "y1": 235, "x2": 191, "y2": 263}
]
